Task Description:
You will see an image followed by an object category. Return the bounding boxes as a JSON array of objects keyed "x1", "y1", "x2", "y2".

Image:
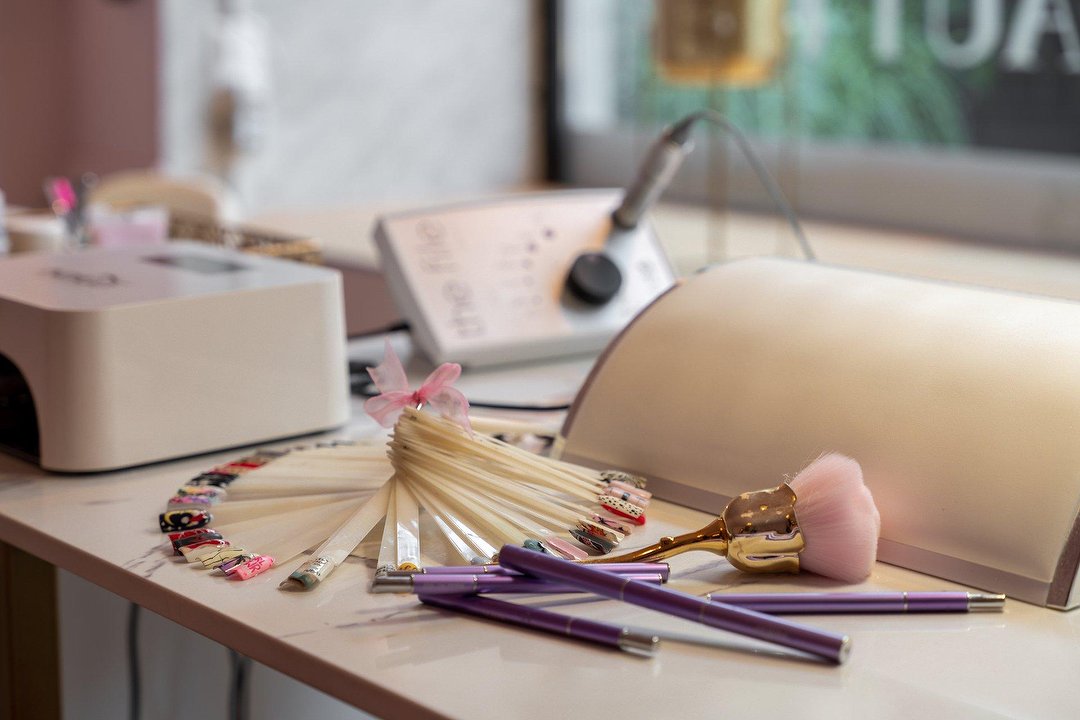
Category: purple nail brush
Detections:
[
  {"x1": 383, "y1": 562, "x2": 670, "y2": 581},
  {"x1": 418, "y1": 593, "x2": 659, "y2": 656},
  {"x1": 706, "y1": 591, "x2": 1005, "y2": 614},
  {"x1": 374, "y1": 572, "x2": 665, "y2": 595},
  {"x1": 497, "y1": 544, "x2": 851, "y2": 665}
]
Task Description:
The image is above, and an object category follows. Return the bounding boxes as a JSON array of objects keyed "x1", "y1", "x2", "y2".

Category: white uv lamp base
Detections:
[
  {"x1": 375, "y1": 190, "x2": 675, "y2": 367},
  {"x1": 0, "y1": 242, "x2": 349, "y2": 472},
  {"x1": 558, "y1": 258, "x2": 1080, "y2": 609}
]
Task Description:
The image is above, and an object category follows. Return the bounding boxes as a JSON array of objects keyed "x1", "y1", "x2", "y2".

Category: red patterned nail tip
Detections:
[
  {"x1": 168, "y1": 527, "x2": 218, "y2": 543},
  {"x1": 598, "y1": 496, "x2": 645, "y2": 525}
]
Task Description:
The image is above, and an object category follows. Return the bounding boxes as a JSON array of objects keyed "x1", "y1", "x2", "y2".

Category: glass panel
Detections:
[{"x1": 560, "y1": 0, "x2": 1080, "y2": 248}]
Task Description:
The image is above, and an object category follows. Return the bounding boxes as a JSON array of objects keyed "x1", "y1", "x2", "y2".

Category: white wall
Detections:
[
  {"x1": 58, "y1": 3, "x2": 540, "y2": 718},
  {"x1": 159, "y1": 0, "x2": 543, "y2": 215}
]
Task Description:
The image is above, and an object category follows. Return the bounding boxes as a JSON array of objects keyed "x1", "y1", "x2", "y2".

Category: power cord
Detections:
[
  {"x1": 229, "y1": 649, "x2": 252, "y2": 720},
  {"x1": 128, "y1": 603, "x2": 141, "y2": 720},
  {"x1": 346, "y1": 321, "x2": 410, "y2": 341},
  {"x1": 678, "y1": 109, "x2": 816, "y2": 262},
  {"x1": 613, "y1": 109, "x2": 817, "y2": 262},
  {"x1": 128, "y1": 601, "x2": 251, "y2": 720}
]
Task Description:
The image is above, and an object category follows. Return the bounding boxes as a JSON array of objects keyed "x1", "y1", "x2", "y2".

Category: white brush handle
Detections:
[
  {"x1": 431, "y1": 471, "x2": 552, "y2": 539},
  {"x1": 402, "y1": 476, "x2": 497, "y2": 562},
  {"x1": 396, "y1": 411, "x2": 598, "y2": 502},
  {"x1": 394, "y1": 479, "x2": 421, "y2": 570},
  {"x1": 376, "y1": 476, "x2": 400, "y2": 572},
  {"x1": 226, "y1": 498, "x2": 365, "y2": 566},
  {"x1": 279, "y1": 482, "x2": 394, "y2": 589},
  {"x1": 403, "y1": 461, "x2": 527, "y2": 547},
  {"x1": 405, "y1": 445, "x2": 618, "y2": 539},
  {"x1": 209, "y1": 491, "x2": 366, "y2": 524},
  {"x1": 216, "y1": 496, "x2": 367, "y2": 537},
  {"x1": 402, "y1": 447, "x2": 577, "y2": 531},
  {"x1": 310, "y1": 480, "x2": 393, "y2": 567},
  {"x1": 226, "y1": 475, "x2": 389, "y2": 499},
  {"x1": 406, "y1": 474, "x2": 505, "y2": 561},
  {"x1": 468, "y1": 415, "x2": 560, "y2": 438}
]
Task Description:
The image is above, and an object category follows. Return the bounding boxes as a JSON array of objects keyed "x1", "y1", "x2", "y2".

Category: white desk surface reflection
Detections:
[{"x1": 0, "y1": 336, "x2": 1078, "y2": 720}]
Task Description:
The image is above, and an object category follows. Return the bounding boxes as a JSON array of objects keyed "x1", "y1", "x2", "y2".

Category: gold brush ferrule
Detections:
[
  {"x1": 585, "y1": 483, "x2": 804, "y2": 574},
  {"x1": 724, "y1": 482, "x2": 803, "y2": 574}
]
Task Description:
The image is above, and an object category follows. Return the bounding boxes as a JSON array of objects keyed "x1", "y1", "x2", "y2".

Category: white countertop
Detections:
[{"x1": 2, "y1": 336, "x2": 1079, "y2": 720}]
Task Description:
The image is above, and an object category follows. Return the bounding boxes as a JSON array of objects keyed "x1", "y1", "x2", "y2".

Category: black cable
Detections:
[
  {"x1": 129, "y1": 599, "x2": 253, "y2": 720},
  {"x1": 540, "y1": 0, "x2": 564, "y2": 182},
  {"x1": 228, "y1": 649, "x2": 252, "y2": 720},
  {"x1": 612, "y1": 110, "x2": 817, "y2": 262},
  {"x1": 345, "y1": 321, "x2": 411, "y2": 341},
  {"x1": 127, "y1": 603, "x2": 140, "y2": 720},
  {"x1": 685, "y1": 109, "x2": 817, "y2": 262}
]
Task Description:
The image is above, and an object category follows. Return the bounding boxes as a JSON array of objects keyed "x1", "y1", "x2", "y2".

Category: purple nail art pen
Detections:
[
  {"x1": 374, "y1": 572, "x2": 665, "y2": 595},
  {"x1": 497, "y1": 544, "x2": 851, "y2": 665},
  {"x1": 706, "y1": 591, "x2": 1005, "y2": 614},
  {"x1": 381, "y1": 562, "x2": 670, "y2": 582},
  {"x1": 418, "y1": 593, "x2": 659, "y2": 657}
]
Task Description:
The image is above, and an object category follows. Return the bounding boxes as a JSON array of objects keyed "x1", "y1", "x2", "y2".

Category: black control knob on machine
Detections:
[{"x1": 565, "y1": 252, "x2": 622, "y2": 306}]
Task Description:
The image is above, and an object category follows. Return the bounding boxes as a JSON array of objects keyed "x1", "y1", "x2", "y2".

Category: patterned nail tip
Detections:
[
  {"x1": 600, "y1": 481, "x2": 648, "y2": 505},
  {"x1": 543, "y1": 536, "x2": 589, "y2": 561},
  {"x1": 180, "y1": 540, "x2": 231, "y2": 562},
  {"x1": 230, "y1": 556, "x2": 275, "y2": 581},
  {"x1": 252, "y1": 448, "x2": 290, "y2": 458},
  {"x1": 523, "y1": 539, "x2": 549, "y2": 554},
  {"x1": 212, "y1": 462, "x2": 260, "y2": 476},
  {"x1": 590, "y1": 513, "x2": 634, "y2": 536},
  {"x1": 226, "y1": 459, "x2": 265, "y2": 467},
  {"x1": 159, "y1": 510, "x2": 213, "y2": 533},
  {"x1": 218, "y1": 553, "x2": 258, "y2": 574},
  {"x1": 168, "y1": 527, "x2": 221, "y2": 544},
  {"x1": 200, "y1": 548, "x2": 248, "y2": 569},
  {"x1": 604, "y1": 484, "x2": 651, "y2": 506},
  {"x1": 576, "y1": 520, "x2": 622, "y2": 545},
  {"x1": 600, "y1": 488, "x2": 648, "y2": 510},
  {"x1": 599, "y1": 470, "x2": 648, "y2": 489},
  {"x1": 174, "y1": 540, "x2": 211, "y2": 556},
  {"x1": 283, "y1": 570, "x2": 316, "y2": 589},
  {"x1": 279, "y1": 556, "x2": 332, "y2": 590},
  {"x1": 314, "y1": 440, "x2": 358, "y2": 448},
  {"x1": 174, "y1": 486, "x2": 228, "y2": 501},
  {"x1": 171, "y1": 534, "x2": 223, "y2": 554},
  {"x1": 167, "y1": 495, "x2": 215, "y2": 510},
  {"x1": 187, "y1": 472, "x2": 239, "y2": 487},
  {"x1": 570, "y1": 529, "x2": 615, "y2": 554},
  {"x1": 598, "y1": 497, "x2": 646, "y2": 524}
]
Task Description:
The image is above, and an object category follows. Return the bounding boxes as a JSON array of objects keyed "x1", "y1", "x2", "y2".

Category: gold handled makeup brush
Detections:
[{"x1": 587, "y1": 454, "x2": 881, "y2": 583}]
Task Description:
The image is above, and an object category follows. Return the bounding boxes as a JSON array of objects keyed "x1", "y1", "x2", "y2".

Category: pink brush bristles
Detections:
[{"x1": 788, "y1": 453, "x2": 880, "y2": 583}]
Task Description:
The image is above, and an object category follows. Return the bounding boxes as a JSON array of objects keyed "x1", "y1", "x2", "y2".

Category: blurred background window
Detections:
[{"x1": 556, "y1": 0, "x2": 1080, "y2": 251}]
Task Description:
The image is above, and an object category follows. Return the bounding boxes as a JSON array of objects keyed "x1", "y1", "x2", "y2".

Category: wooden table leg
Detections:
[{"x1": 0, "y1": 541, "x2": 61, "y2": 720}]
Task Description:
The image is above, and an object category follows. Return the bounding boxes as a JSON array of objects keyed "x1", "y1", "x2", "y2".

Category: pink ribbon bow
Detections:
[{"x1": 363, "y1": 341, "x2": 472, "y2": 433}]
